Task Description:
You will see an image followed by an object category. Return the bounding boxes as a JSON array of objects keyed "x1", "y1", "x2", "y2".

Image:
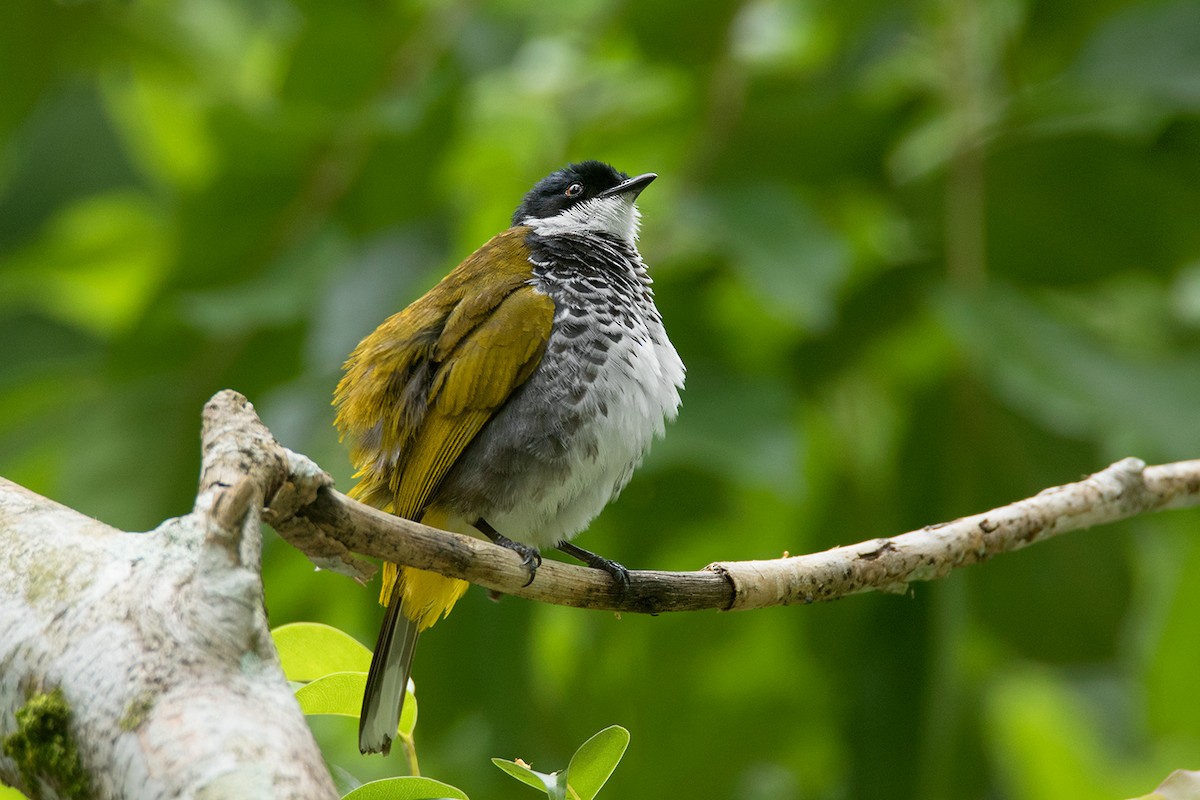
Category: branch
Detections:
[{"x1": 219, "y1": 389, "x2": 1198, "y2": 614}]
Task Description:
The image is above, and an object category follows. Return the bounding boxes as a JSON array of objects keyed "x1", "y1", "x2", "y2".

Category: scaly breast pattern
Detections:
[{"x1": 432, "y1": 233, "x2": 684, "y2": 548}]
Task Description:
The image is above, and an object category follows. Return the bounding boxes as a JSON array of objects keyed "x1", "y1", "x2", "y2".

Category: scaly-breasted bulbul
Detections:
[{"x1": 335, "y1": 160, "x2": 685, "y2": 755}]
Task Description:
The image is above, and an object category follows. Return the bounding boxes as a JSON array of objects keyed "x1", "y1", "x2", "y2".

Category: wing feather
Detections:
[{"x1": 334, "y1": 226, "x2": 554, "y2": 520}]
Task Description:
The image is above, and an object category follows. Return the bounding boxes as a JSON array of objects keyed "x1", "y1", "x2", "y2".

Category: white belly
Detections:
[{"x1": 491, "y1": 327, "x2": 683, "y2": 548}]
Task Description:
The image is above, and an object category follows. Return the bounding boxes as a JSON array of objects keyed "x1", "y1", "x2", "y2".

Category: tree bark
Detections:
[{"x1": 0, "y1": 391, "x2": 338, "y2": 799}]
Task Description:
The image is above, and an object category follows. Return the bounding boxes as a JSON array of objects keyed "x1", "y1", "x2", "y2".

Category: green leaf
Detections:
[
  {"x1": 0, "y1": 191, "x2": 170, "y2": 337},
  {"x1": 294, "y1": 671, "x2": 368, "y2": 717},
  {"x1": 941, "y1": 284, "x2": 1200, "y2": 460},
  {"x1": 563, "y1": 725, "x2": 630, "y2": 800},
  {"x1": 490, "y1": 727, "x2": 630, "y2": 800},
  {"x1": 1073, "y1": 1, "x2": 1200, "y2": 110},
  {"x1": 104, "y1": 71, "x2": 218, "y2": 190},
  {"x1": 985, "y1": 668, "x2": 1135, "y2": 798},
  {"x1": 330, "y1": 763, "x2": 363, "y2": 797},
  {"x1": 398, "y1": 682, "x2": 418, "y2": 738},
  {"x1": 292, "y1": 670, "x2": 418, "y2": 743},
  {"x1": 272, "y1": 622, "x2": 372, "y2": 681},
  {"x1": 340, "y1": 776, "x2": 469, "y2": 800},
  {"x1": 492, "y1": 758, "x2": 559, "y2": 796},
  {"x1": 1146, "y1": 533, "x2": 1200, "y2": 741}
]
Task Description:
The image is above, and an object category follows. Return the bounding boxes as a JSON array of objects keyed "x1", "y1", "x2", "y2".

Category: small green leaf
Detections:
[
  {"x1": 294, "y1": 672, "x2": 368, "y2": 717},
  {"x1": 492, "y1": 758, "x2": 559, "y2": 795},
  {"x1": 563, "y1": 725, "x2": 630, "y2": 800},
  {"x1": 293, "y1": 670, "x2": 418, "y2": 744},
  {"x1": 0, "y1": 191, "x2": 170, "y2": 337},
  {"x1": 272, "y1": 622, "x2": 372, "y2": 681},
  {"x1": 330, "y1": 763, "x2": 363, "y2": 796},
  {"x1": 340, "y1": 776, "x2": 469, "y2": 800}
]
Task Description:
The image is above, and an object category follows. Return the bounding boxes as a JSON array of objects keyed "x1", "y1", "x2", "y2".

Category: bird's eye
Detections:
[{"x1": 565, "y1": 182, "x2": 584, "y2": 198}]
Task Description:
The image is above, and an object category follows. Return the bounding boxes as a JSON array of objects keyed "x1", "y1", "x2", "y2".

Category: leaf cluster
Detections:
[{"x1": 273, "y1": 623, "x2": 627, "y2": 800}]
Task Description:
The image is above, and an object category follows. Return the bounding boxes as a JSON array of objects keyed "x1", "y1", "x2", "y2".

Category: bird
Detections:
[{"x1": 334, "y1": 160, "x2": 685, "y2": 755}]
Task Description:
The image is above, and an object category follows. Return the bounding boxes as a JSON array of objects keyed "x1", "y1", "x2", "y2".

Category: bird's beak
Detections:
[{"x1": 598, "y1": 172, "x2": 657, "y2": 200}]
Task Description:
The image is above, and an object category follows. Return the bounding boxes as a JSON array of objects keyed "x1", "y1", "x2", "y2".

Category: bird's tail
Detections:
[
  {"x1": 359, "y1": 576, "x2": 419, "y2": 755},
  {"x1": 359, "y1": 511, "x2": 470, "y2": 756}
]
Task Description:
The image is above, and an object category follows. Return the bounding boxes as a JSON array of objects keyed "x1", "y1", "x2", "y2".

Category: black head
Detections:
[{"x1": 512, "y1": 161, "x2": 647, "y2": 226}]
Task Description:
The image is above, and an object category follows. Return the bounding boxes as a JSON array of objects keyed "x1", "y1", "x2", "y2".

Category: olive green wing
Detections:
[
  {"x1": 334, "y1": 227, "x2": 554, "y2": 520},
  {"x1": 388, "y1": 283, "x2": 553, "y2": 518}
]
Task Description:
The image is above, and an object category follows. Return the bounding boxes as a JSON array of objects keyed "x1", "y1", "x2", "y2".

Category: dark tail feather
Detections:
[{"x1": 359, "y1": 581, "x2": 420, "y2": 755}]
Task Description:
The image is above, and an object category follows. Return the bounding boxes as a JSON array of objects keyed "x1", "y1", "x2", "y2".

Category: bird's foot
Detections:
[
  {"x1": 475, "y1": 518, "x2": 541, "y2": 587},
  {"x1": 557, "y1": 541, "x2": 630, "y2": 590}
]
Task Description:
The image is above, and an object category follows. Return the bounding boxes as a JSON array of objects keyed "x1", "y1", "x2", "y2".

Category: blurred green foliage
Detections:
[{"x1": 2, "y1": 0, "x2": 1199, "y2": 797}]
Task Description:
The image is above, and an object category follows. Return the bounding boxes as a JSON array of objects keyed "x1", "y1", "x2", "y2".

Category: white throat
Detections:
[{"x1": 524, "y1": 194, "x2": 642, "y2": 244}]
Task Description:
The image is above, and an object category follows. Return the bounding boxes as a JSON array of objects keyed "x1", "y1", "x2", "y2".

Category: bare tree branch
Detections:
[
  {"x1": 242, "y1": 389, "x2": 1200, "y2": 613},
  {"x1": 712, "y1": 456, "x2": 1199, "y2": 610}
]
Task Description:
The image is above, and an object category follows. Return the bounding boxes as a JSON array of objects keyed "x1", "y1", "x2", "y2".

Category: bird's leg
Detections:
[
  {"x1": 474, "y1": 518, "x2": 541, "y2": 587},
  {"x1": 556, "y1": 541, "x2": 630, "y2": 589}
]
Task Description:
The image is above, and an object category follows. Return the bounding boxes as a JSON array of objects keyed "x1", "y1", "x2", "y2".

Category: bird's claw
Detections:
[
  {"x1": 556, "y1": 541, "x2": 630, "y2": 593},
  {"x1": 475, "y1": 518, "x2": 541, "y2": 587},
  {"x1": 599, "y1": 559, "x2": 630, "y2": 589},
  {"x1": 515, "y1": 544, "x2": 542, "y2": 587}
]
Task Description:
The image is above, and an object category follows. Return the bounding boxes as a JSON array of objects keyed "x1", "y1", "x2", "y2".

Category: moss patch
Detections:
[
  {"x1": 2, "y1": 688, "x2": 92, "y2": 799},
  {"x1": 119, "y1": 692, "x2": 155, "y2": 732}
]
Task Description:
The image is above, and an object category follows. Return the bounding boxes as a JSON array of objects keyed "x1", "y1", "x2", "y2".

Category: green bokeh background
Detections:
[{"x1": 3, "y1": 0, "x2": 1200, "y2": 797}]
